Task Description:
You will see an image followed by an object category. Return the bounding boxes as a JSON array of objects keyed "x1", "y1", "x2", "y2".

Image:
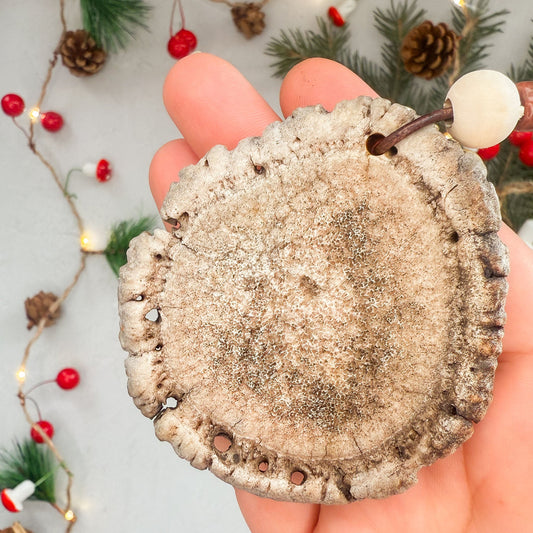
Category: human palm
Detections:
[{"x1": 149, "y1": 53, "x2": 533, "y2": 533}]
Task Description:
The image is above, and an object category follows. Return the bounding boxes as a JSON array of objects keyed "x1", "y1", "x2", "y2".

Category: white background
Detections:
[{"x1": 1, "y1": 1, "x2": 532, "y2": 531}]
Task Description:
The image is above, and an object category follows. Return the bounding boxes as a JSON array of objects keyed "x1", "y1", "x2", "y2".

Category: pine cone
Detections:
[
  {"x1": 25, "y1": 291, "x2": 61, "y2": 330},
  {"x1": 60, "y1": 29, "x2": 106, "y2": 77},
  {"x1": 231, "y1": 2, "x2": 266, "y2": 39},
  {"x1": 400, "y1": 21, "x2": 459, "y2": 80}
]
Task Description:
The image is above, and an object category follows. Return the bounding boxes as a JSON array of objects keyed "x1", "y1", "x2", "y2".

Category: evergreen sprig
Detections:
[
  {"x1": 266, "y1": 18, "x2": 349, "y2": 79},
  {"x1": 105, "y1": 215, "x2": 157, "y2": 276},
  {"x1": 371, "y1": 0, "x2": 426, "y2": 103},
  {"x1": 451, "y1": 0, "x2": 508, "y2": 78},
  {"x1": 0, "y1": 440, "x2": 56, "y2": 504},
  {"x1": 80, "y1": 0, "x2": 151, "y2": 52},
  {"x1": 509, "y1": 27, "x2": 533, "y2": 82}
]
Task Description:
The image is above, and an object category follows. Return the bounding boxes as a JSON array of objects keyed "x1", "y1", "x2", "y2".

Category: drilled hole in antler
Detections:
[
  {"x1": 290, "y1": 470, "x2": 306, "y2": 485},
  {"x1": 213, "y1": 434, "x2": 232, "y2": 453},
  {"x1": 145, "y1": 308, "x2": 160, "y2": 322},
  {"x1": 258, "y1": 461, "x2": 269, "y2": 473}
]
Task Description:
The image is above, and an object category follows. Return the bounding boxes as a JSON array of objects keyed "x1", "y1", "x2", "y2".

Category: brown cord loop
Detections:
[{"x1": 367, "y1": 106, "x2": 454, "y2": 156}]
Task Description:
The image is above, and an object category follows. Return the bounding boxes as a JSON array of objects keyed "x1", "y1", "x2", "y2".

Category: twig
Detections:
[{"x1": 14, "y1": 3, "x2": 84, "y2": 528}]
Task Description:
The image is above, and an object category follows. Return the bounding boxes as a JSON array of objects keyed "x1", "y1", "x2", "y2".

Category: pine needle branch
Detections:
[
  {"x1": 0, "y1": 440, "x2": 56, "y2": 504},
  {"x1": 80, "y1": 0, "x2": 151, "y2": 52},
  {"x1": 508, "y1": 25, "x2": 533, "y2": 82},
  {"x1": 104, "y1": 215, "x2": 157, "y2": 276},
  {"x1": 340, "y1": 50, "x2": 383, "y2": 95},
  {"x1": 372, "y1": 0, "x2": 426, "y2": 103},
  {"x1": 451, "y1": 0, "x2": 508, "y2": 79},
  {"x1": 265, "y1": 18, "x2": 349, "y2": 79}
]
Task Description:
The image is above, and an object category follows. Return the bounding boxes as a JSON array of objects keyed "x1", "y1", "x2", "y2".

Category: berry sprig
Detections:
[
  {"x1": 167, "y1": 0, "x2": 197, "y2": 59},
  {"x1": 23, "y1": 368, "x2": 80, "y2": 445},
  {"x1": 1, "y1": 93, "x2": 65, "y2": 133}
]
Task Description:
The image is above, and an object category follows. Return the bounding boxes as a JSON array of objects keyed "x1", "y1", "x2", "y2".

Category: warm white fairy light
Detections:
[
  {"x1": 16, "y1": 367, "x2": 26, "y2": 383},
  {"x1": 450, "y1": 0, "x2": 471, "y2": 10},
  {"x1": 80, "y1": 233, "x2": 92, "y2": 251},
  {"x1": 28, "y1": 107, "x2": 40, "y2": 122},
  {"x1": 64, "y1": 509, "x2": 76, "y2": 521}
]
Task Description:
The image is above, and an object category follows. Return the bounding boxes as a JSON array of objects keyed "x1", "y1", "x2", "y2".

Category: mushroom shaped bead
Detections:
[
  {"x1": 1, "y1": 480, "x2": 36, "y2": 512},
  {"x1": 446, "y1": 70, "x2": 524, "y2": 148}
]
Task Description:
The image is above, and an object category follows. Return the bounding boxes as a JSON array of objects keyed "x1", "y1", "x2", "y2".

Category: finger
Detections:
[
  {"x1": 498, "y1": 223, "x2": 533, "y2": 356},
  {"x1": 149, "y1": 139, "x2": 198, "y2": 211},
  {"x1": 163, "y1": 53, "x2": 280, "y2": 157},
  {"x1": 280, "y1": 58, "x2": 378, "y2": 117},
  {"x1": 235, "y1": 489, "x2": 319, "y2": 533}
]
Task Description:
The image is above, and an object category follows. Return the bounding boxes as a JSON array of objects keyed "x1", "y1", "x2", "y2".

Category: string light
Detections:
[
  {"x1": 80, "y1": 233, "x2": 91, "y2": 251},
  {"x1": 16, "y1": 367, "x2": 26, "y2": 383},
  {"x1": 64, "y1": 509, "x2": 76, "y2": 522},
  {"x1": 449, "y1": 0, "x2": 470, "y2": 9},
  {"x1": 28, "y1": 106, "x2": 41, "y2": 122}
]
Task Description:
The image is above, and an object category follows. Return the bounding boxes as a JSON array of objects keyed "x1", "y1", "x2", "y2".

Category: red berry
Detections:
[
  {"x1": 519, "y1": 139, "x2": 533, "y2": 166},
  {"x1": 56, "y1": 367, "x2": 80, "y2": 389},
  {"x1": 328, "y1": 7, "x2": 345, "y2": 26},
  {"x1": 30, "y1": 420, "x2": 54, "y2": 443},
  {"x1": 477, "y1": 144, "x2": 500, "y2": 160},
  {"x1": 167, "y1": 34, "x2": 190, "y2": 59},
  {"x1": 95, "y1": 159, "x2": 112, "y2": 182},
  {"x1": 509, "y1": 130, "x2": 533, "y2": 146},
  {"x1": 40, "y1": 111, "x2": 63, "y2": 132},
  {"x1": 176, "y1": 29, "x2": 197, "y2": 51},
  {"x1": 1, "y1": 93, "x2": 25, "y2": 117}
]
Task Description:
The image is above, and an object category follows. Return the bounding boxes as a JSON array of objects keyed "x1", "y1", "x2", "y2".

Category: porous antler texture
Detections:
[{"x1": 118, "y1": 96, "x2": 508, "y2": 503}]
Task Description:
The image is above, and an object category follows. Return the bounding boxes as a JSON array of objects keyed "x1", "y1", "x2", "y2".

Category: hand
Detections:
[{"x1": 149, "y1": 53, "x2": 533, "y2": 533}]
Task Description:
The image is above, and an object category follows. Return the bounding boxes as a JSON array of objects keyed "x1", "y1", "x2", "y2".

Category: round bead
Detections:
[
  {"x1": 30, "y1": 420, "x2": 54, "y2": 443},
  {"x1": 167, "y1": 35, "x2": 190, "y2": 59},
  {"x1": 515, "y1": 81, "x2": 533, "y2": 131},
  {"x1": 509, "y1": 130, "x2": 533, "y2": 146},
  {"x1": 519, "y1": 139, "x2": 533, "y2": 166},
  {"x1": 40, "y1": 111, "x2": 64, "y2": 132},
  {"x1": 1, "y1": 93, "x2": 25, "y2": 117},
  {"x1": 446, "y1": 70, "x2": 524, "y2": 148},
  {"x1": 477, "y1": 144, "x2": 500, "y2": 160},
  {"x1": 177, "y1": 29, "x2": 197, "y2": 51},
  {"x1": 56, "y1": 367, "x2": 80, "y2": 389}
]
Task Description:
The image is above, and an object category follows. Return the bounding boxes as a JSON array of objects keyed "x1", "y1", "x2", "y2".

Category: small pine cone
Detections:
[
  {"x1": 25, "y1": 291, "x2": 61, "y2": 330},
  {"x1": 60, "y1": 29, "x2": 106, "y2": 77},
  {"x1": 231, "y1": 2, "x2": 266, "y2": 39},
  {"x1": 400, "y1": 21, "x2": 459, "y2": 80}
]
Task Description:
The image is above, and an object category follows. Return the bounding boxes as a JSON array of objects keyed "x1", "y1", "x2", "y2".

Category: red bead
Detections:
[
  {"x1": 177, "y1": 29, "x2": 197, "y2": 51},
  {"x1": 1, "y1": 93, "x2": 25, "y2": 117},
  {"x1": 509, "y1": 130, "x2": 533, "y2": 146},
  {"x1": 477, "y1": 144, "x2": 500, "y2": 160},
  {"x1": 168, "y1": 29, "x2": 197, "y2": 59},
  {"x1": 40, "y1": 111, "x2": 64, "y2": 132},
  {"x1": 56, "y1": 367, "x2": 80, "y2": 389},
  {"x1": 519, "y1": 139, "x2": 533, "y2": 166},
  {"x1": 30, "y1": 420, "x2": 54, "y2": 443},
  {"x1": 328, "y1": 7, "x2": 345, "y2": 26}
]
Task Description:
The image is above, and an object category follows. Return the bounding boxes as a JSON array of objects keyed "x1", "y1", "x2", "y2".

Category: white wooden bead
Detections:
[{"x1": 446, "y1": 70, "x2": 524, "y2": 148}]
